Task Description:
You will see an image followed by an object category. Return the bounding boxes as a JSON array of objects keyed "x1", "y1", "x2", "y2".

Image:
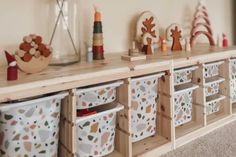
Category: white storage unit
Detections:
[
  {"x1": 203, "y1": 61, "x2": 226, "y2": 115},
  {"x1": 0, "y1": 92, "x2": 67, "y2": 157},
  {"x1": 205, "y1": 77, "x2": 225, "y2": 97},
  {"x1": 76, "y1": 81, "x2": 123, "y2": 109},
  {"x1": 131, "y1": 73, "x2": 164, "y2": 143},
  {"x1": 203, "y1": 61, "x2": 224, "y2": 79},
  {"x1": 76, "y1": 103, "x2": 124, "y2": 157},
  {"x1": 206, "y1": 94, "x2": 225, "y2": 115},
  {"x1": 174, "y1": 66, "x2": 198, "y2": 86},
  {"x1": 174, "y1": 84, "x2": 199, "y2": 127}
]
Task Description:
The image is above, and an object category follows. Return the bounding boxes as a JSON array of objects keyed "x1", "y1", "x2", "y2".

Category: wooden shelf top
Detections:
[{"x1": 0, "y1": 44, "x2": 235, "y2": 102}]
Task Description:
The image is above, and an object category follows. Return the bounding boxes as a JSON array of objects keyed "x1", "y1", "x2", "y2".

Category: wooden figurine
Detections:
[
  {"x1": 216, "y1": 34, "x2": 221, "y2": 47},
  {"x1": 92, "y1": 6, "x2": 104, "y2": 60},
  {"x1": 185, "y1": 38, "x2": 191, "y2": 52},
  {"x1": 5, "y1": 51, "x2": 18, "y2": 81},
  {"x1": 167, "y1": 24, "x2": 183, "y2": 51},
  {"x1": 222, "y1": 33, "x2": 228, "y2": 48},
  {"x1": 160, "y1": 37, "x2": 168, "y2": 52},
  {"x1": 129, "y1": 41, "x2": 139, "y2": 56},
  {"x1": 136, "y1": 11, "x2": 160, "y2": 55},
  {"x1": 190, "y1": 0, "x2": 215, "y2": 47},
  {"x1": 15, "y1": 34, "x2": 53, "y2": 74}
]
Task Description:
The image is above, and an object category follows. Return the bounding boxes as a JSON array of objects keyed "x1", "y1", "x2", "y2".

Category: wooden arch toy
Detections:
[{"x1": 190, "y1": 0, "x2": 215, "y2": 47}]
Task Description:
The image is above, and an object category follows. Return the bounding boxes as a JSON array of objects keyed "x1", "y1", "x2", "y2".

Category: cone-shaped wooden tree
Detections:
[{"x1": 190, "y1": 0, "x2": 215, "y2": 47}]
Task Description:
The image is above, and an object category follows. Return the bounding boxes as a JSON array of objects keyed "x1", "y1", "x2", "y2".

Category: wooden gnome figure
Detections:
[
  {"x1": 5, "y1": 51, "x2": 18, "y2": 81},
  {"x1": 167, "y1": 24, "x2": 183, "y2": 51},
  {"x1": 141, "y1": 16, "x2": 158, "y2": 55},
  {"x1": 222, "y1": 33, "x2": 229, "y2": 48},
  {"x1": 142, "y1": 33, "x2": 154, "y2": 55}
]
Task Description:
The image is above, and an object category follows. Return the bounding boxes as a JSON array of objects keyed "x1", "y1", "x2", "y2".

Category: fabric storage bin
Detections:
[
  {"x1": 174, "y1": 66, "x2": 198, "y2": 86},
  {"x1": 76, "y1": 81, "x2": 123, "y2": 110},
  {"x1": 206, "y1": 95, "x2": 225, "y2": 115},
  {"x1": 131, "y1": 73, "x2": 164, "y2": 143},
  {"x1": 205, "y1": 77, "x2": 225, "y2": 97},
  {"x1": 76, "y1": 103, "x2": 123, "y2": 157},
  {"x1": 174, "y1": 84, "x2": 199, "y2": 127},
  {"x1": 0, "y1": 92, "x2": 67, "y2": 157},
  {"x1": 203, "y1": 61, "x2": 224, "y2": 78}
]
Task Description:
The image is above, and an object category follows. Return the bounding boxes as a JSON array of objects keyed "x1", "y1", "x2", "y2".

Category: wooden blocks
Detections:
[{"x1": 121, "y1": 55, "x2": 146, "y2": 61}]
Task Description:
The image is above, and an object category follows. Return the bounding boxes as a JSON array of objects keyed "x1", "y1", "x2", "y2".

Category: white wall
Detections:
[{"x1": 0, "y1": 0, "x2": 233, "y2": 66}]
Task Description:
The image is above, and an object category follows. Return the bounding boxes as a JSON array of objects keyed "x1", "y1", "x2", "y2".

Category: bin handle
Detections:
[
  {"x1": 174, "y1": 66, "x2": 198, "y2": 73},
  {"x1": 76, "y1": 81, "x2": 124, "y2": 94},
  {"x1": 0, "y1": 92, "x2": 68, "y2": 112},
  {"x1": 76, "y1": 102, "x2": 124, "y2": 124},
  {"x1": 131, "y1": 72, "x2": 165, "y2": 82}
]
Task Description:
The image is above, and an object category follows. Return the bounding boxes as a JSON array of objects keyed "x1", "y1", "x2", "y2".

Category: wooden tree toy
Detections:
[
  {"x1": 167, "y1": 24, "x2": 183, "y2": 51},
  {"x1": 5, "y1": 51, "x2": 18, "y2": 81},
  {"x1": 136, "y1": 11, "x2": 159, "y2": 55},
  {"x1": 92, "y1": 7, "x2": 104, "y2": 60},
  {"x1": 190, "y1": 0, "x2": 215, "y2": 47},
  {"x1": 15, "y1": 34, "x2": 53, "y2": 74}
]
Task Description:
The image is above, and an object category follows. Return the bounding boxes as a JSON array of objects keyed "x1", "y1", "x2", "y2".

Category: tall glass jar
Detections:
[{"x1": 48, "y1": 0, "x2": 80, "y2": 65}]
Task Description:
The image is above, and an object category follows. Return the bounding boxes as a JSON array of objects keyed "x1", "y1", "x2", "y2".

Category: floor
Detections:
[{"x1": 161, "y1": 120, "x2": 236, "y2": 157}]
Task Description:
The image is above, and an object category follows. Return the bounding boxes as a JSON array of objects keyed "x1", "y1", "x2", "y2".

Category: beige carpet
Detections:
[{"x1": 161, "y1": 121, "x2": 236, "y2": 157}]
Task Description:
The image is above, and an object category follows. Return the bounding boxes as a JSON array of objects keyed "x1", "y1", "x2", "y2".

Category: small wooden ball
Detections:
[
  {"x1": 23, "y1": 36, "x2": 32, "y2": 43},
  {"x1": 20, "y1": 43, "x2": 32, "y2": 52},
  {"x1": 23, "y1": 53, "x2": 32, "y2": 62},
  {"x1": 16, "y1": 50, "x2": 26, "y2": 58},
  {"x1": 29, "y1": 48, "x2": 36, "y2": 55}
]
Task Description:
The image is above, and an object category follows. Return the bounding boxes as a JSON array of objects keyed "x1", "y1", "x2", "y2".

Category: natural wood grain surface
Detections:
[{"x1": 0, "y1": 44, "x2": 235, "y2": 102}]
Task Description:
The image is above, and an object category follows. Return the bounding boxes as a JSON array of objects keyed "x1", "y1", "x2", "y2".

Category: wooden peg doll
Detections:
[
  {"x1": 5, "y1": 51, "x2": 18, "y2": 81},
  {"x1": 222, "y1": 33, "x2": 228, "y2": 48}
]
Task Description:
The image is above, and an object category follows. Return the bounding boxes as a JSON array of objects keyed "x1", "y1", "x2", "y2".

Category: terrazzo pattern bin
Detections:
[
  {"x1": 203, "y1": 61, "x2": 224, "y2": 78},
  {"x1": 205, "y1": 78, "x2": 224, "y2": 97},
  {"x1": 0, "y1": 92, "x2": 67, "y2": 157},
  {"x1": 174, "y1": 66, "x2": 198, "y2": 86},
  {"x1": 131, "y1": 73, "x2": 164, "y2": 143},
  {"x1": 230, "y1": 59, "x2": 236, "y2": 103},
  {"x1": 231, "y1": 80, "x2": 236, "y2": 103},
  {"x1": 206, "y1": 95, "x2": 225, "y2": 115},
  {"x1": 174, "y1": 84, "x2": 199, "y2": 127},
  {"x1": 76, "y1": 81, "x2": 123, "y2": 109},
  {"x1": 76, "y1": 103, "x2": 124, "y2": 157}
]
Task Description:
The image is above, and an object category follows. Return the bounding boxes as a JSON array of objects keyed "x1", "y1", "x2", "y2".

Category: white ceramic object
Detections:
[
  {"x1": 76, "y1": 103, "x2": 124, "y2": 157},
  {"x1": 174, "y1": 66, "x2": 198, "y2": 86},
  {"x1": 0, "y1": 92, "x2": 67, "y2": 157},
  {"x1": 203, "y1": 61, "x2": 224, "y2": 78},
  {"x1": 131, "y1": 73, "x2": 164, "y2": 143},
  {"x1": 206, "y1": 94, "x2": 225, "y2": 115},
  {"x1": 76, "y1": 81, "x2": 123, "y2": 110},
  {"x1": 136, "y1": 11, "x2": 160, "y2": 43},
  {"x1": 174, "y1": 83, "x2": 199, "y2": 127}
]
